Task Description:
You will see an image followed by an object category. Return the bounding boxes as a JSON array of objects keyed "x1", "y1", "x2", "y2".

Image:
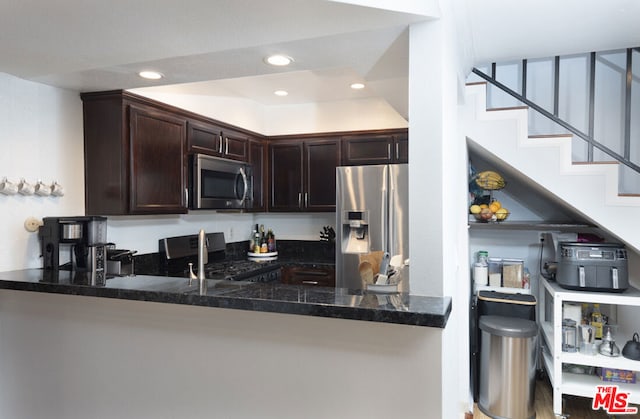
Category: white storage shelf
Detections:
[{"x1": 539, "y1": 277, "x2": 640, "y2": 416}]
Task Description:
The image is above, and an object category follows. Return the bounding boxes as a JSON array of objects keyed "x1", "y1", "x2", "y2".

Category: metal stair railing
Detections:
[{"x1": 472, "y1": 47, "x2": 640, "y2": 175}]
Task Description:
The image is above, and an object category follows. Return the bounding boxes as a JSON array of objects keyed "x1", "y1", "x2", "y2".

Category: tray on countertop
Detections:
[{"x1": 248, "y1": 251, "x2": 278, "y2": 261}]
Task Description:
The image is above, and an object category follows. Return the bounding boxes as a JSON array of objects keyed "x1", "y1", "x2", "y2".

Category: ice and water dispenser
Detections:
[{"x1": 341, "y1": 210, "x2": 370, "y2": 254}]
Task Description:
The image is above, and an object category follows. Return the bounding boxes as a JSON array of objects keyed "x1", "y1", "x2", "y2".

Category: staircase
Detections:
[{"x1": 464, "y1": 81, "x2": 640, "y2": 253}]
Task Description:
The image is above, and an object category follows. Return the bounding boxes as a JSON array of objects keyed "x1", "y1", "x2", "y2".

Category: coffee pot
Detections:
[
  {"x1": 599, "y1": 325, "x2": 621, "y2": 357},
  {"x1": 622, "y1": 332, "x2": 640, "y2": 361}
]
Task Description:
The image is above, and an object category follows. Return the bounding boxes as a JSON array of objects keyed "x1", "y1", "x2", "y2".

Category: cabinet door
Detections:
[
  {"x1": 269, "y1": 142, "x2": 303, "y2": 211},
  {"x1": 222, "y1": 130, "x2": 248, "y2": 161},
  {"x1": 305, "y1": 138, "x2": 340, "y2": 211},
  {"x1": 248, "y1": 139, "x2": 265, "y2": 211},
  {"x1": 129, "y1": 105, "x2": 187, "y2": 214},
  {"x1": 341, "y1": 134, "x2": 393, "y2": 165},
  {"x1": 281, "y1": 266, "x2": 336, "y2": 287},
  {"x1": 393, "y1": 132, "x2": 408, "y2": 163},
  {"x1": 187, "y1": 120, "x2": 222, "y2": 155}
]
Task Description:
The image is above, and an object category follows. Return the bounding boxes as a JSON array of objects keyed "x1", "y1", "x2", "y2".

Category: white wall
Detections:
[
  {"x1": 262, "y1": 98, "x2": 408, "y2": 135},
  {"x1": 129, "y1": 90, "x2": 408, "y2": 136},
  {"x1": 0, "y1": 73, "x2": 85, "y2": 271},
  {"x1": 125, "y1": 90, "x2": 268, "y2": 134},
  {"x1": 408, "y1": 0, "x2": 471, "y2": 414},
  {"x1": 0, "y1": 289, "x2": 443, "y2": 419}
]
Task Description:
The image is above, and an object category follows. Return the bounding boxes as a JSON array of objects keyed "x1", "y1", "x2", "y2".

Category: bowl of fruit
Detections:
[{"x1": 469, "y1": 201, "x2": 509, "y2": 223}]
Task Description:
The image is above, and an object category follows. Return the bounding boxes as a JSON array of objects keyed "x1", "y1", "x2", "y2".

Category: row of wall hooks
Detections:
[{"x1": 0, "y1": 177, "x2": 64, "y2": 197}]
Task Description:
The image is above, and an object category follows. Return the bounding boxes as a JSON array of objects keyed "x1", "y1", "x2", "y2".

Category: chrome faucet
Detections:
[{"x1": 188, "y1": 229, "x2": 208, "y2": 294}]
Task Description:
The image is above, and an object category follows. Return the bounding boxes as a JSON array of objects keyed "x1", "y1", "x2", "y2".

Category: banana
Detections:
[{"x1": 475, "y1": 171, "x2": 505, "y2": 190}]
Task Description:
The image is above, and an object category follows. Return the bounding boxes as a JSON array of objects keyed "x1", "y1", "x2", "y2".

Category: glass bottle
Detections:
[
  {"x1": 249, "y1": 227, "x2": 257, "y2": 252},
  {"x1": 473, "y1": 250, "x2": 489, "y2": 287},
  {"x1": 590, "y1": 303, "x2": 604, "y2": 340},
  {"x1": 267, "y1": 229, "x2": 276, "y2": 252},
  {"x1": 253, "y1": 225, "x2": 261, "y2": 254},
  {"x1": 257, "y1": 224, "x2": 266, "y2": 252}
]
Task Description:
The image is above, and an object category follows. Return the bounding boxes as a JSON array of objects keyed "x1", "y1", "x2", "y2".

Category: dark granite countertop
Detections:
[{"x1": 0, "y1": 269, "x2": 451, "y2": 328}]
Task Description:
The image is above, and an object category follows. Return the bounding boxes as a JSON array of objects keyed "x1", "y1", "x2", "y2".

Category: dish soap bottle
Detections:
[{"x1": 590, "y1": 303, "x2": 604, "y2": 340}]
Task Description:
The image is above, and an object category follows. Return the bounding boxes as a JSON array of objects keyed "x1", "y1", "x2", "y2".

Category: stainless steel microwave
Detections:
[{"x1": 189, "y1": 154, "x2": 253, "y2": 210}]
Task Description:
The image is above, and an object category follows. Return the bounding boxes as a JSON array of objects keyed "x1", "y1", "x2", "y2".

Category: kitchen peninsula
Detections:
[
  {"x1": 0, "y1": 269, "x2": 450, "y2": 419},
  {"x1": 0, "y1": 270, "x2": 451, "y2": 328}
]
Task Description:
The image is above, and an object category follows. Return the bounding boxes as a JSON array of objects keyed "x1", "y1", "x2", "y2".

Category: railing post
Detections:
[
  {"x1": 588, "y1": 52, "x2": 596, "y2": 162},
  {"x1": 553, "y1": 56, "x2": 560, "y2": 117},
  {"x1": 624, "y1": 48, "x2": 632, "y2": 160},
  {"x1": 522, "y1": 59, "x2": 527, "y2": 98}
]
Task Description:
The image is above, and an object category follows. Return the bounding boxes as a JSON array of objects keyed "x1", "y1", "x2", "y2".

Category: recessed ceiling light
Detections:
[
  {"x1": 138, "y1": 70, "x2": 163, "y2": 80},
  {"x1": 274, "y1": 90, "x2": 289, "y2": 97},
  {"x1": 265, "y1": 55, "x2": 293, "y2": 66},
  {"x1": 350, "y1": 83, "x2": 365, "y2": 90}
]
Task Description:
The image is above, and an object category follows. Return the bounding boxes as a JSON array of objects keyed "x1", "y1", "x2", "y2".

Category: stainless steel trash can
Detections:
[{"x1": 478, "y1": 315, "x2": 538, "y2": 419}]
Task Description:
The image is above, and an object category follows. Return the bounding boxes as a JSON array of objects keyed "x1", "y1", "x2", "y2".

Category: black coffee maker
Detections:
[{"x1": 39, "y1": 216, "x2": 109, "y2": 280}]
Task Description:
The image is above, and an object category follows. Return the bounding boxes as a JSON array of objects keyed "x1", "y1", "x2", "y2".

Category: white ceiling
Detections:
[
  {"x1": 1, "y1": 0, "x2": 639, "y2": 121},
  {"x1": 466, "y1": 0, "x2": 640, "y2": 64}
]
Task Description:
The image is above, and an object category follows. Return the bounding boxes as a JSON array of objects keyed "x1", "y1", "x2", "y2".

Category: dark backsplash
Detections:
[
  {"x1": 276, "y1": 240, "x2": 335, "y2": 262},
  {"x1": 134, "y1": 239, "x2": 335, "y2": 276},
  {"x1": 226, "y1": 239, "x2": 335, "y2": 262}
]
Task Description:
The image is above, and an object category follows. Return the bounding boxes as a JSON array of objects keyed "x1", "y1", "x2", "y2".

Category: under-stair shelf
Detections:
[{"x1": 468, "y1": 220, "x2": 594, "y2": 231}]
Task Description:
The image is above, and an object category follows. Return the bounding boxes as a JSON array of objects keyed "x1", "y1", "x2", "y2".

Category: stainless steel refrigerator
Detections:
[{"x1": 335, "y1": 164, "x2": 409, "y2": 291}]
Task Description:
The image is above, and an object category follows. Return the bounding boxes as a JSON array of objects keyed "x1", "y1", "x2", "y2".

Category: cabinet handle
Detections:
[
  {"x1": 387, "y1": 143, "x2": 391, "y2": 160},
  {"x1": 225, "y1": 137, "x2": 229, "y2": 155},
  {"x1": 302, "y1": 281, "x2": 319, "y2": 285},
  {"x1": 239, "y1": 167, "x2": 249, "y2": 206},
  {"x1": 304, "y1": 192, "x2": 308, "y2": 208},
  {"x1": 296, "y1": 271, "x2": 329, "y2": 277},
  {"x1": 184, "y1": 187, "x2": 189, "y2": 206},
  {"x1": 395, "y1": 143, "x2": 400, "y2": 160},
  {"x1": 298, "y1": 192, "x2": 302, "y2": 209},
  {"x1": 218, "y1": 132, "x2": 223, "y2": 154}
]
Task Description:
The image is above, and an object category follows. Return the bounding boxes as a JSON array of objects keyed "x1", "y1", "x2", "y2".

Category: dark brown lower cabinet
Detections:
[{"x1": 281, "y1": 265, "x2": 336, "y2": 287}]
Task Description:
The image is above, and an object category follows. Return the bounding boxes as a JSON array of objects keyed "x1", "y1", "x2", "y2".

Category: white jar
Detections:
[
  {"x1": 473, "y1": 250, "x2": 489, "y2": 287},
  {"x1": 473, "y1": 262, "x2": 488, "y2": 286}
]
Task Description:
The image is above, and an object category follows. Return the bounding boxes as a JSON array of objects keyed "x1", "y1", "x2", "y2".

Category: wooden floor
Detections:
[{"x1": 473, "y1": 375, "x2": 636, "y2": 418}]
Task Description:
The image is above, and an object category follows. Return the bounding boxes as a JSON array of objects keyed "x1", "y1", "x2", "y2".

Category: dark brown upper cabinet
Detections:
[
  {"x1": 82, "y1": 90, "x2": 407, "y2": 216},
  {"x1": 268, "y1": 137, "x2": 340, "y2": 212},
  {"x1": 187, "y1": 120, "x2": 247, "y2": 161},
  {"x1": 82, "y1": 91, "x2": 188, "y2": 215},
  {"x1": 129, "y1": 105, "x2": 187, "y2": 214},
  {"x1": 341, "y1": 129, "x2": 408, "y2": 165}
]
